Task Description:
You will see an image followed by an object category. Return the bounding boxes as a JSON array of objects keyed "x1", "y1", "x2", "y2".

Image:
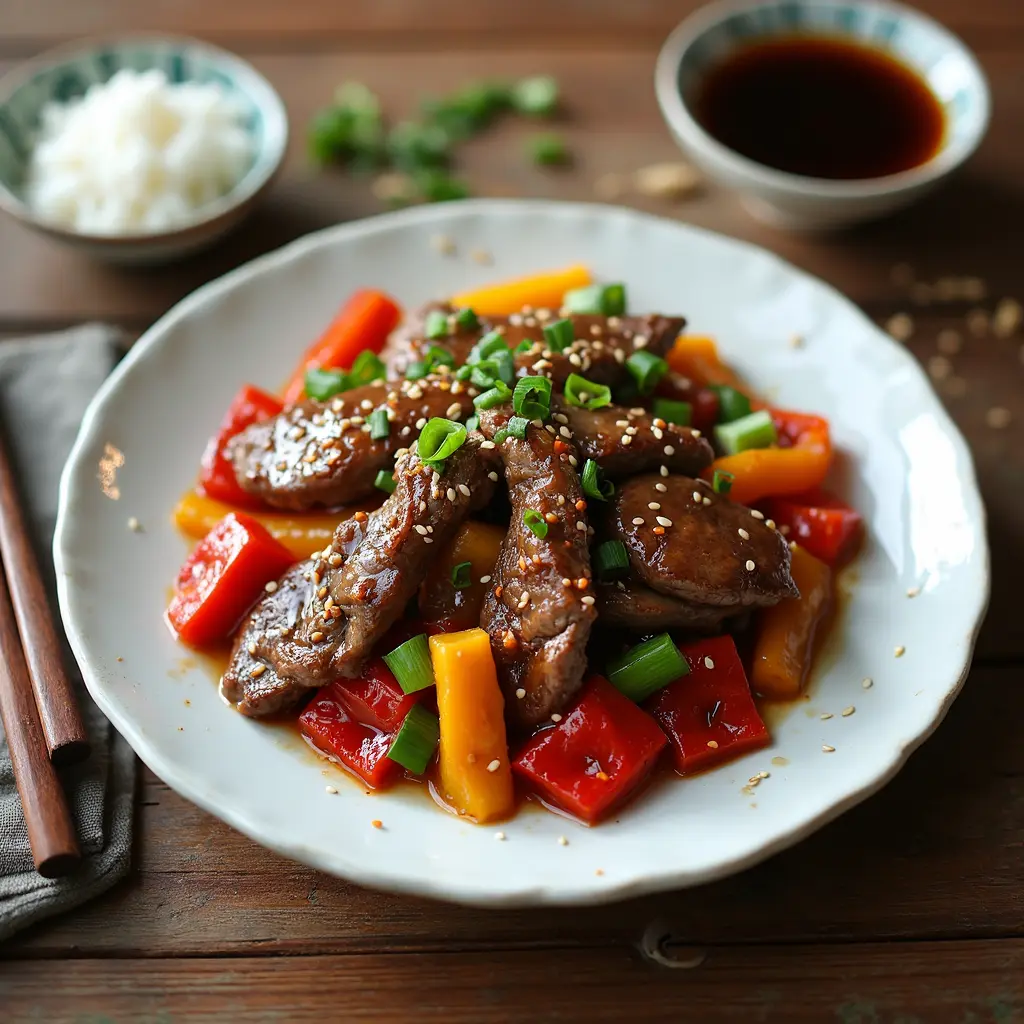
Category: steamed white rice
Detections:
[{"x1": 25, "y1": 68, "x2": 254, "y2": 235}]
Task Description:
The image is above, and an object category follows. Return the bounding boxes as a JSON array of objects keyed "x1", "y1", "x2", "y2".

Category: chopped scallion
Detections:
[
  {"x1": 383, "y1": 634, "x2": 436, "y2": 694},
  {"x1": 374, "y1": 468, "x2": 397, "y2": 494},
  {"x1": 368, "y1": 408, "x2": 390, "y2": 441},
  {"x1": 423, "y1": 344, "x2": 455, "y2": 371},
  {"x1": 652, "y1": 397, "x2": 692, "y2": 426},
  {"x1": 473, "y1": 380, "x2": 512, "y2": 409},
  {"x1": 607, "y1": 633, "x2": 689, "y2": 702},
  {"x1": 348, "y1": 350, "x2": 386, "y2": 387},
  {"x1": 451, "y1": 561, "x2": 473, "y2": 590},
  {"x1": 714, "y1": 409, "x2": 777, "y2": 455},
  {"x1": 523, "y1": 508, "x2": 548, "y2": 538},
  {"x1": 529, "y1": 133, "x2": 570, "y2": 166},
  {"x1": 542, "y1": 317, "x2": 574, "y2": 353},
  {"x1": 417, "y1": 417, "x2": 468, "y2": 469},
  {"x1": 710, "y1": 384, "x2": 752, "y2": 424},
  {"x1": 594, "y1": 539, "x2": 629, "y2": 581},
  {"x1": 454, "y1": 306, "x2": 479, "y2": 331},
  {"x1": 626, "y1": 350, "x2": 668, "y2": 395},
  {"x1": 424, "y1": 309, "x2": 450, "y2": 340},
  {"x1": 386, "y1": 704, "x2": 440, "y2": 774},
  {"x1": 514, "y1": 338, "x2": 536, "y2": 355},
  {"x1": 563, "y1": 372, "x2": 612, "y2": 410},
  {"x1": 305, "y1": 367, "x2": 348, "y2": 401},
  {"x1": 511, "y1": 75, "x2": 559, "y2": 117},
  {"x1": 405, "y1": 361, "x2": 429, "y2": 381},
  {"x1": 712, "y1": 469, "x2": 734, "y2": 495},
  {"x1": 467, "y1": 331, "x2": 508, "y2": 364},
  {"x1": 562, "y1": 283, "x2": 626, "y2": 316},
  {"x1": 512, "y1": 376, "x2": 553, "y2": 421},
  {"x1": 500, "y1": 415, "x2": 530, "y2": 441},
  {"x1": 580, "y1": 459, "x2": 614, "y2": 501},
  {"x1": 465, "y1": 413, "x2": 480, "y2": 432}
]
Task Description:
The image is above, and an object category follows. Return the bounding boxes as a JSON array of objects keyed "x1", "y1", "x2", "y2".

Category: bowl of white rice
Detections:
[{"x1": 0, "y1": 35, "x2": 288, "y2": 263}]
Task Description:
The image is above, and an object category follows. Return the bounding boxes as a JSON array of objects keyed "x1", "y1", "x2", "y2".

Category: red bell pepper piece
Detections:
[
  {"x1": 646, "y1": 635, "x2": 769, "y2": 775},
  {"x1": 333, "y1": 658, "x2": 422, "y2": 733},
  {"x1": 166, "y1": 512, "x2": 294, "y2": 646},
  {"x1": 766, "y1": 489, "x2": 863, "y2": 566},
  {"x1": 299, "y1": 683, "x2": 402, "y2": 790},
  {"x1": 198, "y1": 384, "x2": 283, "y2": 507},
  {"x1": 281, "y1": 289, "x2": 403, "y2": 404},
  {"x1": 512, "y1": 676, "x2": 667, "y2": 824}
]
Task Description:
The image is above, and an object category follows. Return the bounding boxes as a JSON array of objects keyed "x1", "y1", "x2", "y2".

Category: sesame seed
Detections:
[
  {"x1": 632, "y1": 517, "x2": 645, "y2": 526},
  {"x1": 660, "y1": 465, "x2": 669, "y2": 477},
  {"x1": 691, "y1": 429, "x2": 702, "y2": 438},
  {"x1": 551, "y1": 713, "x2": 563, "y2": 723},
  {"x1": 704, "y1": 656, "x2": 715, "y2": 670},
  {"x1": 487, "y1": 759, "x2": 501, "y2": 773},
  {"x1": 249, "y1": 664, "x2": 266, "y2": 678},
  {"x1": 664, "y1": 445, "x2": 675, "y2": 456},
  {"x1": 318, "y1": 586, "x2": 328, "y2": 599},
  {"x1": 517, "y1": 592, "x2": 531, "y2": 610},
  {"x1": 447, "y1": 487, "x2": 457, "y2": 501},
  {"x1": 480, "y1": 439, "x2": 496, "y2": 450},
  {"x1": 745, "y1": 559, "x2": 756, "y2": 571},
  {"x1": 423, "y1": 537, "x2": 433, "y2": 544},
  {"x1": 765, "y1": 518, "x2": 775, "y2": 529},
  {"x1": 324, "y1": 596, "x2": 334, "y2": 611},
  {"x1": 471, "y1": 248, "x2": 493, "y2": 265},
  {"x1": 842, "y1": 706, "x2": 856, "y2": 717},
  {"x1": 862, "y1": 677, "x2": 874, "y2": 689},
  {"x1": 576, "y1": 520, "x2": 587, "y2": 531},
  {"x1": 495, "y1": 831, "x2": 506, "y2": 841},
  {"x1": 247, "y1": 641, "x2": 257, "y2": 655},
  {"x1": 648, "y1": 502, "x2": 661, "y2": 510},
  {"x1": 264, "y1": 580, "x2": 279, "y2": 593},
  {"x1": 906, "y1": 586, "x2": 920, "y2": 598},
  {"x1": 820, "y1": 712, "x2": 833, "y2": 721},
  {"x1": 655, "y1": 482, "x2": 667, "y2": 492},
  {"x1": 751, "y1": 510, "x2": 764, "y2": 520},
  {"x1": 515, "y1": 688, "x2": 526, "y2": 699},
  {"x1": 310, "y1": 631, "x2": 324, "y2": 642},
  {"x1": 446, "y1": 403, "x2": 463, "y2": 419},
  {"x1": 325, "y1": 785, "x2": 338, "y2": 794},
  {"x1": 414, "y1": 524, "x2": 429, "y2": 536},
  {"x1": 738, "y1": 528, "x2": 750, "y2": 540},
  {"x1": 656, "y1": 516, "x2": 673, "y2": 527},
  {"x1": 894, "y1": 645, "x2": 906, "y2": 658},
  {"x1": 652, "y1": 427, "x2": 664, "y2": 440},
  {"x1": 581, "y1": 595, "x2": 596, "y2": 607},
  {"x1": 127, "y1": 516, "x2": 142, "y2": 532},
  {"x1": 692, "y1": 490, "x2": 702, "y2": 502},
  {"x1": 558, "y1": 835, "x2": 569, "y2": 846},
  {"x1": 568, "y1": 455, "x2": 578, "y2": 467},
  {"x1": 431, "y1": 233, "x2": 456, "y2": 255},
  {"x1": 621, "y1": 434, "x2": 633, "y2": 446},
  {"x1": 488, "y1": 471, "x2": 499, "y2": 482},
  {"x1": 822, "y1": 745, "x2": 836, "y2": 753},
  {"x1": 458, "y1": 483, "x2": 471, "y2": 497},
  {"x1": 559, "y1": 425, "x2": 572, "y2": 439},
  {"x1": 633, "y1": 334, "x2": 649, "y2": 349},
  {"x1": 789, "y1": 333, "x2": 804, "y2": 348}
]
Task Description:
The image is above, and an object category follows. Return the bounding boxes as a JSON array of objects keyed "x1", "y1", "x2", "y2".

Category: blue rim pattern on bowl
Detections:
[{"x1": 0, "y1": 35, "x2": 288, "y2": 240}]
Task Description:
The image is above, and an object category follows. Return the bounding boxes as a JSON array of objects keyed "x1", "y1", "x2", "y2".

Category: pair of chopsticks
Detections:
[{"x1": 0, "y1": 422, "x2": 88, "y2": 877}]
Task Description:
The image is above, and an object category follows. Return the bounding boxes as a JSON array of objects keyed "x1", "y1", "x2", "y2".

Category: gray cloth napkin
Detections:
[{"x1": 0, "y1": 325, "x2": 135, "y2": 942}]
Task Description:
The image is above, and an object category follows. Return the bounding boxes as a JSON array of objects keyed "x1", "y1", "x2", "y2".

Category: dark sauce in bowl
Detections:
[{"x1": 692, "y1": 36, "x2": 945, "y2": 180}]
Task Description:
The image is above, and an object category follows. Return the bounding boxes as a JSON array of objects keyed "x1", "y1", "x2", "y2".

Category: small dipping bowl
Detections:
[
  {"x1": 0, "y1": 35, "x2": 288, "y2": 264},
  {"x1": 655, "y1": 0, "x2": 990, "y2": 230}
]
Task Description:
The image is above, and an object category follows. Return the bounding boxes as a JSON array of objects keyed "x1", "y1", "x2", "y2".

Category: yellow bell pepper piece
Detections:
[
  {"x1": 419, "y1": 521, "x2": 506, "y2": 630},
  {"x1": 667, "y1": 334, "x2": 752, "y2": 393},
  {"x1": 430, "y1": 628, "x2": 515, "y2": 823},
  {"x1": 750, "y1": 544, "x2": 833, "y2": 700},
  {"x1": 450, "y1": 264, "x2": 591, "y2": 316}
]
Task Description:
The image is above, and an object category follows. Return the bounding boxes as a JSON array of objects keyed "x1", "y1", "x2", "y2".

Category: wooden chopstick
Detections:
[
  {"x1": 0, "y1": 569, "x2": 80, "y2": 877},
  {"x1": 0, "y1": 424, "x2": 89, "y2": 766}
]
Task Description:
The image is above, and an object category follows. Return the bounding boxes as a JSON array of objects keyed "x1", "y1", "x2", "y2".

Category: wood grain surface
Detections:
[{"x1": 1, "y1": 1, "x2": 1022, "y2": 1020}]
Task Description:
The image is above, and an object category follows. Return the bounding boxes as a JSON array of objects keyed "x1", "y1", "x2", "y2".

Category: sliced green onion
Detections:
[
  {"x1": 387, "y1": 704, "x2": 440, "y2": 774},
  {"x1": 454, "y1": 306, "x2": 479, "y2": 331},
  {"x1": 563, "y1": 372, "x2": 612, "y2": 411},
  {"x1": 513, "y1": 376, "x2": 553, "y2": 421},
  {"x1": 607, "y1": 633, "x2": 689, "y2": 702},
  {"x1": 714, "y1": 409, "x2": 777, "y2": 455},
  {"x1": 652, "y1": 397, "x2": 692, "y2": 426},
  {"x1": 455, "y1": 364, "x2": 473, "y2": 381},
  {"x1": 415, "y1": 170, "x2": 470, "y2": 203},
  {"x1": 348, "y1": 349, "x2": 386, "y2": 387},
  {"x1": 451, "y1": 561, "x2": 473, "y2": 589},
  {"x1": 503, "y1": 416, "x2": 530, "y2": 441},
  {"x1": 514, "y1": 338, "x2": 537, "y2": 356},
  {"x1": 529, "y1": 133, "x2": 570, "y2": 166},
  {"x1": 710, "y1": 384, "x2": 752, "y2": 424},
  {"x1": 424, "y1": 309, "x2": 449, "y2": 340},
  {"x1": 374, "y1": 468, "x2": 397, "y2": 494},
  {"x1": 368, "y1": 408, "x2": 390, "y2": 441},
  {"x1": 473, "y1": 380, "x2": 512, "y2": 410},
  {"x1": 542, "y1": 318, "x2": 574, "y2": 353},
  {"x1": 594, "y1": 539, "x2": 629, "y2": 581},
  {"x1": 423, "y1": 344, "x2": 455, "y2": 371},
  {"x1": 511, "y1": 75, "x2": 559, "y2": 116},
  {"x1": 563, "y1": 283, "x2": 626, "y2": 316},
  {"x1": 305, "y1": 367, "x2": 348, "y2": 401},
  {"x1": 711, "y1": 469, "x2": 734, "y2": 495},
  {"x1": 467, "y1": 331, "x2": 508, "y2": 364},
  {"x1": 580, "y1": 459, "x2": 614, "y2": 501},
  {"x1": 405, "y1": 361, "x2": 428, "y2": 381},
  {"x1": 417, "y1": 417, "x2": 468, "y2": 469},
  {"x1": 383, "y1": 634, "x2": 436, "y2": 694},
  {"x1": 471, "y1": 362, "x2": 499, "y2": 389},
  {"x1": 523, "y1": 508, "x2": 548, "y2": 538},
  {"x1": 626, "y1": 350, "x2": 668, "y2": 395},
  {"x1": 465, "y1": 413, "x2": 480, "y2": 432}
]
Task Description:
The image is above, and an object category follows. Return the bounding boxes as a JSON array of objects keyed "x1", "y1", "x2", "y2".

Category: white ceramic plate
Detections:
[{"x1": 55, "y1": 201, "x2": 988, "y2": 906}]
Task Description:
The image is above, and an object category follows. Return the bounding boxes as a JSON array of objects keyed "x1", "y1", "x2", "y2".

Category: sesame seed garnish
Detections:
[
  {"x1": 446, "y1": 402, "x2": 462, "y2": 419},
  {"x1": 414, "y1": 524, "x2": 429, "y2": 535},
  {"x1": 632, "y1": 517, "x2": 645, "y2": 526},
  {"x1": 488, "y1": 471, "x2": 499, "y2": 482},
  {"x1": 691, "y1": 429, "x2": 702, "y2": 438},
  {"x1": 576, "y1": 520, "x2": 587, "y2": 531},
  {"x1": 551, "y1": 713, "x2": 563, "y2": 723},
  {"x1": 568, "y1": 455, "x2": 578, "y2": 467},
  {"x1": 127, "y1": 516, "x2": 142, "y2": 532},
  {"x1": 655, "y1": 482, "x2": 667, "y2": 493},
  {"x1": 557, "y1": 835, "x2": 569, "y2": 846},
  {"x1": 652, "y1": 427, "x2": 664, "y2": 440},
  {"x1": 842, "y1": 706, "x2": 856, "y2": 717},
  {"x1": 515, "y1": 688, "x2": 526, "y2": 699},
  {"x1": 431, "y1": 233, "x2": 456, "y2": 255},
  {"x1": 517, "y1": 592, "x2": 531, "y2": 610},
  {"x1": 738, "y1": 528, "x2": 750, "y2": 540},
  {"x1": 621, "y1": 434, "x2": 633, "y2": 446},
  {"x1": 660, "y1": 465, "x2": 669, "y2": 477},
  {"x1": 480, "y1": 439, "x2": 496, "y2": 450},
  {"x1": 581, "y1": 595, "x2": 596, "y2": 607},
  {"x1": 750, "y1": 509, "x2": 764, "y2": 520},
  {"x1": 458, "y1": 483, "x2": 471, "y2": 497},
  {"x1": 249, "y1": 664, "x2": 266, "y2": 678},
  {"x1": 325, "y1": 785, "x2": 338, "y2": 795},
  {"x1": 264, "y1": 580, "x2": 279, "y2": 593},
  {"x1": 906, "y1": 586, "x2": 920, "y2": 598},
  {"x1": 789, "y1": 333, "x2": 804, "y2": 348},
  {"x1": 318, "y1": 586, "x2": 328, "y2": 599},
  {"x1": 656, "y1": 516, "x2": 672, "y2": 527},
  {"x1": 745, "y1": 559, "x2": 756, "y2": 571},
  {"x1": 648, "y1": 501, "x2": 661, "y2": 510},
  {"x1": 822, "y1": 745, "x2": 836, "y2": 753},
  {"x1": 894, "y1": 645, "x2": 906, "y2": 658},
  {"x1": 664, "y1": 445, "x2": 675, "y2": 456},
  {"x1": 247, "y1": 641, "x2": 257, "y2": 655},
  {"x1": 447, "y1": 487, "x2": 457, "y2": 501},
  {"x1": 704, "y1": 656, "x2": 715, "y2": 669},
  {"x1": 862, "y1": 677, "x2": 874, "y2": 689},
  {"x1": 487, "y1": 758, "x2": 501, "y2": 773},
  {"x1": 310, "y1": 631, "x2": 324, "y2": 642},
  {"x1": 765, "y1": 518, "x2": 775, "y2": 529},
  {"x1": 820, "y1": 712, "x2": 833, "y2": 720},
  {"x1": 693, "y1": 491, "x2": 702, "y2": 502},
  {"x1": 480, "y1": 575, "x2": 492, "y2": 584},
  {"x1": 494, "y1": 831, "x2": 506, "y2": 841}
]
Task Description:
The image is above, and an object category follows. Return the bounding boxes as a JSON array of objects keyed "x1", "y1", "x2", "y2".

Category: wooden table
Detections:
[{"x1": 2, "y1": 2, "x2": 1023, "y2": 1019}]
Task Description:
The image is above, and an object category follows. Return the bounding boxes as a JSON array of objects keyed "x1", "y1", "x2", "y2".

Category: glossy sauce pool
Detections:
[{"x1": 692, "y1": 36, "x2": 945, "y2": 180}]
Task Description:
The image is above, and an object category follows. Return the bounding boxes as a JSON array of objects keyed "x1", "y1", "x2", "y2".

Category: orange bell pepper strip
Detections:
[
  {"x1": 703, "y1": 409, "x2": 832, "y2": 506},
  {"x1": 449, "y1": 264, "x2": 591, "y2": 316},
  {"x1": 281, "y1": 288, "x2": 402, "y2": 404},
  {"x1": 666, "y1": 335, "x2": 754, "y2": 395},
  {"x1": 750, "y1": 544, "x2": 833, "y2": 701}
]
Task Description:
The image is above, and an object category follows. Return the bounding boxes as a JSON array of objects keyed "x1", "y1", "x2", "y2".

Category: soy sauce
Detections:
[{"x1": 693, "y1": 36, "x2": 945, "y2": 180}]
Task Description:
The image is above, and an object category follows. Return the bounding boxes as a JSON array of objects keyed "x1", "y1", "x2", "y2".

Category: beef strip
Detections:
[
  {"x1": 609, "y1": 474, "x2": 798, "y2": 608},
  {"x1": 595, "y1": 579, "x2": 737, "y2": 634},
  {"x1": 557, "y1": 401, "x2": 714, "y2": 479},
  {"x1": 229, "y1": 375, "x2": 474, "y2": 511},
  {"x1": 478, "y1": 407, "x2": 596, "y2": 728},
  {"x1": 397, "y1": 302, "x2": 685, "y2": 390}
]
